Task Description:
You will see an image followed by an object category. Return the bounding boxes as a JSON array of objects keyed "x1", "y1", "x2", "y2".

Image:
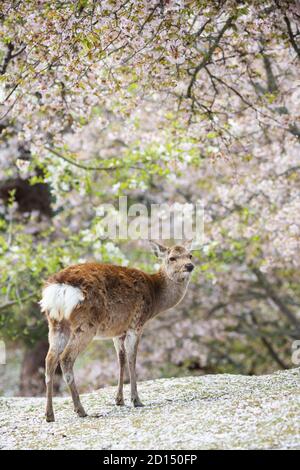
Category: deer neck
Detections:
[{"x1": 152, "y1": 269, "x2": 190, "y2": 315}]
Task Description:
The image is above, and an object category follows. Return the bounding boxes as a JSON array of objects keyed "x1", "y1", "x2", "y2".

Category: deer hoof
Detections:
[
  {"x1": 76, "y1": 407, "x2": 88, "y2": 418},
  {"x1": 45, "y1": 412, "x2": 55, "y2": 422},
  {"x1": 115, "y1": 397, "x2": 125, "y2": 406},
  {"x1": 132, "y1": 398, "x2": 144, "y2": 408}
]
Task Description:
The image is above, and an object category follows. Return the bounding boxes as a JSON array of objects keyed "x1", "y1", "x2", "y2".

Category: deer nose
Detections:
[{"x1": 185, "y1": 263, "x2": 194, "y2": 272}]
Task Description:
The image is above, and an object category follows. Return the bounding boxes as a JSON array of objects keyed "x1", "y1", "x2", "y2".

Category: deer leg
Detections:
[
  {"x1": 124, "y1": 329, "x2": 144, "y2": 407},
  {"x1": 60, "y1": 326, "x2": 95, "y2": 417},
  {"x1": 113, "y1": 335, "x2": 126, "y2": 406},
  {"x1": 45, "y1": 324, "x2": 69, "y2": 422}
]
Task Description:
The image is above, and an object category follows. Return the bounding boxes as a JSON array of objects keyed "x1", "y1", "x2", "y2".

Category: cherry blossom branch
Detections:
[
  {"x1": 0, "y1": 43, "x2": 26, "y2": 75},
  {"x1": 45, "y1": 146, "x2": 123, "y2": 171},
  {"x1": 252, "y1": 267, "x2": 300, "y2": 331},
  {"x1": 277, "y1": 165, "x2": 300, "y2": 177},
  {"x1": 205, "y1": 70, "x2": 295, "y2": 134},
  {"x1": 276, "y1": 1, "x2": 300, "y2": 59},
  {"x1": 138, "y1": 1, "x2": 162, "y2": 33},
  {"x1": 186, "y1": 15, "x2": 234, "y2": 99},
  {"x1": 0, "y1": 43, "x2": 14, "y2": 75},
  {"x1": 45, "y1": 146, "x2": 141, "y2": 172},
  {"x1": 249, "y1": 311, "x2": 288, "y2": 369}
]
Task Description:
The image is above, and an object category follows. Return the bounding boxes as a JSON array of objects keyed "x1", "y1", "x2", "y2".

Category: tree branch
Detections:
[
  {"x1": 277, "y1": 165, "x2": 300, "y2": 177},
  {"x1": 283, "y1": 13, "x2": 300, "y2": 59},
  {"x1": 0, "y1": 43, "x2": 14, "y2": 75},
  {"x1": 252, "y1": 267, "x2": 300, "y2": 331},
  {"x1": 45, "y1": 146, "x2": 138, "y2": 172},
  {"x1": 249, "y1": 311, "x2": 288, "y2": 369},
  {"x1": 274, "y1": 0, "x2": 300, "y2": 59},
  {"x1": 186, "y1": 16, "x2": 234, "y2": 98},
  {"x1": 0, "y1": 293, "x2": 36, "y2": 312}
]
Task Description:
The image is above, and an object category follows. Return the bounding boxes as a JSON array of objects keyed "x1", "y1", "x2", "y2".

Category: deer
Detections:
[{"x1": 40, "y1": 240, "x2": 195, "y2": 422}]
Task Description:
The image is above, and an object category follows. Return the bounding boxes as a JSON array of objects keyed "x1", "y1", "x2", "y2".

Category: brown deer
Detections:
[{"x1": 40, "y1": 240, "x2": 194, "y2": 422}]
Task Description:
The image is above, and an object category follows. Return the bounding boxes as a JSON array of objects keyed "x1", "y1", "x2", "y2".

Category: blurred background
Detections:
[{"x1": 0, "y1": 0, "x2": 300, "y2": 396}]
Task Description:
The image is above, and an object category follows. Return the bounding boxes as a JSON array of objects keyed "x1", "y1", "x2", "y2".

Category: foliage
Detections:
[{"x1": 0, "y1": 0, "x2": 300, "y2": 385}]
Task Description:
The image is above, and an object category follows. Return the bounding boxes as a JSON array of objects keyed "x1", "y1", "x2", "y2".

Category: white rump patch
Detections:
[{"x1": 39, "y1": 283, "x2": 84, "y2": 321}]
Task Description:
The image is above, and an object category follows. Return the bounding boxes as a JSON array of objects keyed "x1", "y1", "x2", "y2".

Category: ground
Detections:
[{"x1": 0, "y1": 368, "x2": 299, "y2": 450}]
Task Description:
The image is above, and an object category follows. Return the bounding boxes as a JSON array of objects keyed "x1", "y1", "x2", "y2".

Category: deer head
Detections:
[{"x1": 150, "y1": 240, "x2": 195, "y2": 283}]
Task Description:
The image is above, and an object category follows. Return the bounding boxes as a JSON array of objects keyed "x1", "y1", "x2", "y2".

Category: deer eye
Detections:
[
  {"x1": 169, "y1": 257, "x2": 176, "y2": 262},
  {"x1": 189, "y1": 254, "x2": 193, "y2": 259}
]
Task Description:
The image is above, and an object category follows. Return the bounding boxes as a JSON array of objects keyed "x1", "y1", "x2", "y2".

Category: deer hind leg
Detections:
[
  {"x1": 45, "y1": 322, "x2": 70, "y2": 422},
  {"x1": 124, "y1": 329, "x2": 144, "y2": 407},
  {"x1": 60, "y1": 324, "x2": 96, "y2": 418},
  {"x1": 113, "y1": 335, "x2": 126, "y2": 406}
]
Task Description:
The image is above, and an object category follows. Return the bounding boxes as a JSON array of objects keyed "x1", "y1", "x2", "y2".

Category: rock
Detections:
[{"x1": 0, "y1": 368, "x2": 299, "y2": 449}]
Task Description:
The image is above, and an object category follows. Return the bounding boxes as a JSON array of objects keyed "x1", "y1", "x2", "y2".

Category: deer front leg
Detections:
[
  {"x1": 113, "y1": 335, "x2": 126, "y2": 406},
  {"x1": 124, "y1": 329, "x2": 144, "y2": 407}
]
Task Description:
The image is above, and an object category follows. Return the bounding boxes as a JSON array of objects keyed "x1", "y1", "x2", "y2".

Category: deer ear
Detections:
[
  {"x1": 150, "y1": 240, "x2": 168, "y2": 258},
  {"x1": 183, "y1": 239, "x2": 193, "y2": 250}
]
